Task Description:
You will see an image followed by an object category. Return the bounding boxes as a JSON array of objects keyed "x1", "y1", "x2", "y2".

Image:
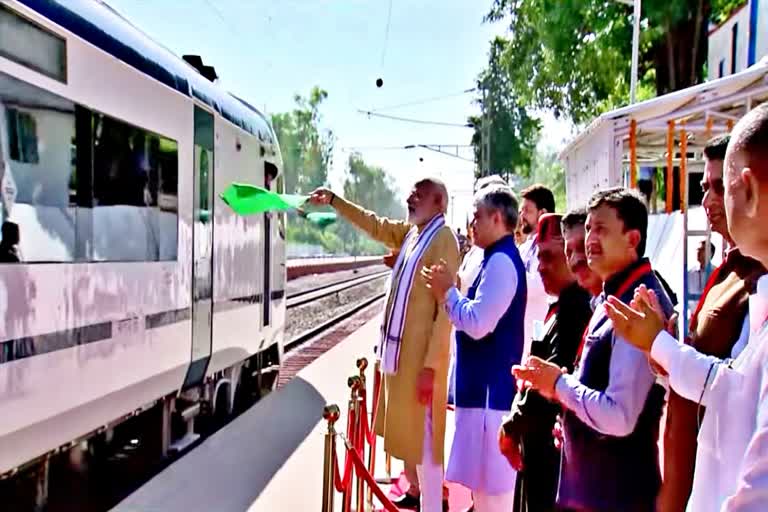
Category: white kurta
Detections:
[
  {"x1": 651, "y1": 275, "x2": 768, "y2": 511},
  {"x1": 519, "y1": 234, "x2": 550, "y2": 358},
  {"x1": 443, "y1": 252, "x2": 519, "y2": 497}
]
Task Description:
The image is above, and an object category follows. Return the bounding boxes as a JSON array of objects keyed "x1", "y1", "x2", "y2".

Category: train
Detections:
[{"x1": 0, "y1": 0, "x2": 286, "y2": 490}]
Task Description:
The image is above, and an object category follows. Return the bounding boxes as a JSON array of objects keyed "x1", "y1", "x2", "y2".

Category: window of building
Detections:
[
  {"x1": 731, "y1": 23, "x2": 739, "y2": 75},
  {"x1": 719, "y1": 59, "x2": 725, "y2": 78},
  {"x1": 0, "y1": 5, "x2": 67, "y2": 82},
  {"x1": 0, "y1": 70, "x2": 178, "y2": 263},
  {"x1": 6, "y1": 108, "x2": 39, "y2": 163}
]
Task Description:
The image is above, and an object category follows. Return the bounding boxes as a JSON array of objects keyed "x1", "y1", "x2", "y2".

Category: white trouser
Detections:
[
  {"x1": 473, "y1": 488, "x2": 516, "y2": 512},
  {"x1": 416, "y1": 403, "x2": 444, "y2": 512}
]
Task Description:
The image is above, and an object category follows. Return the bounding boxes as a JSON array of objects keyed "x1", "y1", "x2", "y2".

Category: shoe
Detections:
[{"x1": 392, "y1": 492, "x2": 420, "y2": 510}]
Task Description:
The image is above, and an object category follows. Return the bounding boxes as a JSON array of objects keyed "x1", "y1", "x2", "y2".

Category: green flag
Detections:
[
  {"x1": 220, "y1": 183, "x2": 307, "y2": 215},
  {"x1": 304, "y1": 212, "x2": 337, "y2": 228}
]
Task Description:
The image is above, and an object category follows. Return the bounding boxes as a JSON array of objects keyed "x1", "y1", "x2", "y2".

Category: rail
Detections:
[
  {"x1": 285, "y1": 292, "x2": 386, "y2": 353},
  {"x1": 287, "y1": 271, "x2": 389, "y2": 309}
]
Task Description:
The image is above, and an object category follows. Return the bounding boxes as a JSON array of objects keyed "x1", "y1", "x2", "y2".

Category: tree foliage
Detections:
[
  {"x1": 272, "y1": 87, "x2": 404, "y2": 255},
  {"x1": 484, "y1": 0, "x2": 741, "y2": 125},
  {"x1": 336, "y1": 154, "x2": 406, "y2": 255},
  {"x1": 271, "y1": 86, "x2": 335, "y2": 195},
  {"x1": 469, "y1": 37, "x2": 541, "y2": 179}
]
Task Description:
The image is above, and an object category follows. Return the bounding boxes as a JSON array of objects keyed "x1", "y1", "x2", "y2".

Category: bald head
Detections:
[
  {"x1": 407, "y1": 177, "x2": 448, "y2": 225},
  {"x1": 730, "y1": 102, "x2": 768, "y2": 171},
  {"x1": 475, "y1": 174, "x2": 508, "y2": 193},
  {"x1": 415, "y1": 177, "x2": 449, "y2": 213},
  {"x1": 723, "y1": 102, "x2": 768, "y2": 265}
]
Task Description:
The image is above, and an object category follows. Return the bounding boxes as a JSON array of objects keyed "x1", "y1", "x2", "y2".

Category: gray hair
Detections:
[
  {"x1": 474, "y1": 185, "x2": 519, "y2": 231},
  {"x1": 414, "y1": 177, "x2": 449, "y2": 214},
  {"x1": 474, "y1": 174, "x2": 508, "y2": 193}
]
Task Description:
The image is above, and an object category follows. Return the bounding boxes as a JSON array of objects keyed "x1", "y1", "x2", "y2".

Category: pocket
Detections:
[{"x1": 697, "y1": 362, "x2": 746, "y2": 459}]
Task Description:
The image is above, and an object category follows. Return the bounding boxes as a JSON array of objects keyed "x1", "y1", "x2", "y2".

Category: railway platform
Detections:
[
  {"x1": 112, "y1": 316, "x2": 473, "y2": 512},
  {"x1": 287, "y1": 256, "x2": 385, "y2": 280}
]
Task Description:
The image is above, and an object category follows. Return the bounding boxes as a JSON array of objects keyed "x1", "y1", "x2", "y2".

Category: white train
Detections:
[{"x1": 0, "y1": 0, "x2": 286, "y2": 483}]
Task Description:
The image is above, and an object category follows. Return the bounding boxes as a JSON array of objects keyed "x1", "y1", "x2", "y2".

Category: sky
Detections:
[{"x1": 107, "y1": 0, "x2": 573, "y2": 228}]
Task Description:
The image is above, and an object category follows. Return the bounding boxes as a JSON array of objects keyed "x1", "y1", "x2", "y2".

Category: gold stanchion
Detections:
[
  {"x1": 348, "y1": 375, "x2": 365, "y2": 512},
  {"x1": 362, "y1": 359, "x2": 375, "y2": 511},
  {"x1": 321, "y1": 404, "x2": 340, "y2": 512},
  {"x1": 357, "y1": 357, "x2": 368, "y2": 384},
  {"x1": 344, "y1": 375, "x2": 363, "y2": 512}
]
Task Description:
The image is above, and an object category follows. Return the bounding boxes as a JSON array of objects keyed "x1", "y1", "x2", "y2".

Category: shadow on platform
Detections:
[{"x1": 113, "y1": 376, "x2": 326, "y2": 512}]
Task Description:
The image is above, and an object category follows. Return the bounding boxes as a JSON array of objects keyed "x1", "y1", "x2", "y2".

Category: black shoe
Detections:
[{"x1": 392, "y1": 492, "x2": 420, "y2": 510}]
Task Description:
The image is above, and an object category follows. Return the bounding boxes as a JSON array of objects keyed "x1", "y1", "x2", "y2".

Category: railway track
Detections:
[
  {"x1": 285, "y1": 291, "x2": 386, "y2": 352},
  {"x1": 286, "y1": 270, "x2": 389, "y2": 309}
]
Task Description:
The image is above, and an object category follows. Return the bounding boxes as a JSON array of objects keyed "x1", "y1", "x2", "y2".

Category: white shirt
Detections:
[
  {"x1": 519, "y1": 234, "x2": 550, "y2": 358},
  {"x1": 458, "y1": 245, "x2": 485, "y2": 295},
  {"x1": 445, "y1": 251, "x2": 518, "y2": 340},
  {"x1": 651, "y1": 275, "x2": 768, "y2": 511}
]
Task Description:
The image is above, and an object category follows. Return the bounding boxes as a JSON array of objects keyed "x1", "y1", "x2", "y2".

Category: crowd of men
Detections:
[{"x1": 308, "y1": 102, "x2": 768, "y2": 512}]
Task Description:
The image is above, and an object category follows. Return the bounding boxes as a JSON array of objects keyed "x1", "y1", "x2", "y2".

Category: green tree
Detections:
[
  {"x1": 485, "y1": 0, "x2": 744, "y2": 125},
  {"x1": 336, "y1": 153, "x2": 406, "y2": 255},
  {"x1": 271, "y1": 86, "x2": 334, "y2": 195},
  {"x1": 529, "y1": 145, "x2": 566, "y2": 210},
  {"x1": 469, "y1": 37, "x2": 541, "y2": 179}
]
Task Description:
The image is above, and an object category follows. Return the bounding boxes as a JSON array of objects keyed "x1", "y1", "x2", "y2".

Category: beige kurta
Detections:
[{"x1": 333, "y1": 196, "x2": 460, "y2": 466}]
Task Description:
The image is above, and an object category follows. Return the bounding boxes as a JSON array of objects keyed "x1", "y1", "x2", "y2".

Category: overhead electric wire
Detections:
[
  {"x1": 380, "y1": 0, "x2": 394, "y2": 67},
  {"x1": 341, "y1": 144, "x2": 473, "y2": 151},
  {"x1": 357, "y1": 110, "x2": 474, "y2": 128},
  {"x1": 368, "y1": 88, "x2": 477, "y2": 113}
]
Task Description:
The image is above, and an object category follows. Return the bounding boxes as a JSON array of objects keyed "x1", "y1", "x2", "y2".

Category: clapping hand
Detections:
[
  {"x1": 421, "y1": 260, "x2": 454, "y2": 302},
  {"x1": 603, "y1": 285, "x2": 666, "y2": 353},
  {"x1": 511, "y1": 356, "x2": 567, "y2": 401}
]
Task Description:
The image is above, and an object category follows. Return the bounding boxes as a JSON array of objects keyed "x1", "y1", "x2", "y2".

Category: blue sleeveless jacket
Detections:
[
  {"x1": 453, "y1": 235, "x2": 527, "y2": 411},
  {"x1": 559, "y1": 258, "x2": 672, "y2": 511}
]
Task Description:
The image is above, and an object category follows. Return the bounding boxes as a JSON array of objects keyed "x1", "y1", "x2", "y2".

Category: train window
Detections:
[
  {"x1": 0, "y1": 71, "x2": 77, "y2": 262},
  {"x1": 0, "y1": 70, "x2": 178, "y2": 263},
  {"x1": 91, "y1": 113, "x2": 179, "y2": 261},
  {"x1": 0, "y1": 5, "x2": 67, "y2": 82}
]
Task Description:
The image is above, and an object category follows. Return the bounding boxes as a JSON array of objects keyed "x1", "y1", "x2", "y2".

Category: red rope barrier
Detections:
[
  {"x1": 347, "y1": 437, "x2": 400, "y2": 512},
  {"x1": 333, "y1": 406, "x2": 356, "y2": 492},
  {"x1": 359, "y1": 368, "x2": 382, "y2": 446}
]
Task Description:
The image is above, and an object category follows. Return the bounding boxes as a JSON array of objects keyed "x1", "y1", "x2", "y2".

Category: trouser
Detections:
[
  {"x1": 474, "y1": 488, "x2": 516, "y2": 512},
  {"x1": 416, "y1": 403, "x2": 443, "y2": 512}
]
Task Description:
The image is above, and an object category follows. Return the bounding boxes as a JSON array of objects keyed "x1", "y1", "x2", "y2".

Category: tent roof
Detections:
[{"x1": 560, "y1": 56, "x2": 768, "y2": 160}]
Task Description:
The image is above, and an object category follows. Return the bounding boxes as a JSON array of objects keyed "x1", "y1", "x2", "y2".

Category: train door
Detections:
[
  {"x1": 262, "y1": 169, "x2": 272, "y2": 327},
  {"x1": 183, "y1": 106, "x2": 215, "y2": 389}
]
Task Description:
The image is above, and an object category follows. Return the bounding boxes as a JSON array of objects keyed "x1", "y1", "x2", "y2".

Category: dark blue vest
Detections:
[
  {"x1": 559, "y1": 258, "x2": 672, "y2": 511},
  {"x1": 453, "y1": 235, "x2": 527, "y2": 411}
]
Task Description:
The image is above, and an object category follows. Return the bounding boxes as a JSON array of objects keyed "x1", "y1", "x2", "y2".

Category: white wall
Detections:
[
  {"x1": 758, "y1": 0, "x2": 768, "y2": 61},
  {"x1": 708, "y1": 4, "x2": 752, "y2": 80},
  {"x1": 563, "y1": 122, "x2": 618, "y2": 208}
]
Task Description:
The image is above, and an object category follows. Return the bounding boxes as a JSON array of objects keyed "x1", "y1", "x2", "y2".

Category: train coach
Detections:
[{"x1": 0, "y1": 0, "x2": 286, "y2": 489}]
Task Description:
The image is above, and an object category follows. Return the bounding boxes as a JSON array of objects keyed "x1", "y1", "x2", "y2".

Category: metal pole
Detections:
[
  {"x1": 630, "y1": 0, "x2": 641, "y2": 104},
  {"x1": 321, "y1": 405, "x2": 340, "y2": 512}
]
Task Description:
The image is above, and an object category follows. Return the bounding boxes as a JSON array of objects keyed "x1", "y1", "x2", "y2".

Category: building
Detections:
[{"x1": 708, "y1": 0, "x2": 768, "y2": 80}]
